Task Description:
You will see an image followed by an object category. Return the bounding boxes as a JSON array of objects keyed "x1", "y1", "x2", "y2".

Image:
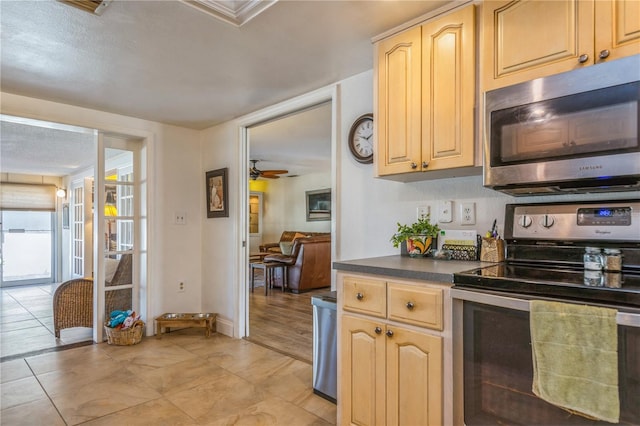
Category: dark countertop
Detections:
[{"x1": 333, "y1": 255, "x2": 492, "y2": 283}]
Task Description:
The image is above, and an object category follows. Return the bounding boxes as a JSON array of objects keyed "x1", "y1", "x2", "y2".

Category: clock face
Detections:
[{"x1": 349, "y1": 114, "x2": 374, "y2": 164}]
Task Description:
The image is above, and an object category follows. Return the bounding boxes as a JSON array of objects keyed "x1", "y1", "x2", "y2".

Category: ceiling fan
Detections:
[{"x1": 249, "y1": 160, "x2": 288, "y2": 180}]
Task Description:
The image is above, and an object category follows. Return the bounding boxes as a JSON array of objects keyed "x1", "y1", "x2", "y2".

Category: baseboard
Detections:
[{"x1": 215, "y1": 316, "x2": 234, "y2": 337}]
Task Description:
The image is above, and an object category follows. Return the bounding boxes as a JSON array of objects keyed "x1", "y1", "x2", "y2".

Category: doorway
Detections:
[
  {"x1": 1, "y1": 210, "x2": 54, "y2": 287},
  {"x1": 0, "y1": 115, "x2": 149, "y2": 357},
  {"x1": 238, "y1": 87, "x2": 338, "y2": 362}
]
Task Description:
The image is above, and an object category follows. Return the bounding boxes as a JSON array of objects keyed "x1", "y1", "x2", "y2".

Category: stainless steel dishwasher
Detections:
[{"x1": 311, "y1": 290, "x2": 337, "y2": 403}]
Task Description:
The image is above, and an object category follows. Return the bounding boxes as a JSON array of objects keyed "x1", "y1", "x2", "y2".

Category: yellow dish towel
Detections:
[{"x1": 530, "y1": 300, "x2": 619, "y2": 423}]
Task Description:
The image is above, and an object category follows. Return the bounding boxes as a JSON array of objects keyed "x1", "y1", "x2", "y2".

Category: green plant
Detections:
[{"x1": 390, "y1": 215, "x2": 441, "y2": 248}]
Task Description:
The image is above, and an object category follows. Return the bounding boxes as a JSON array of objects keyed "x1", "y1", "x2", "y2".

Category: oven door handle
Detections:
[{"x1": 451, "y1": 288, "x2": 640, "y2": 328}]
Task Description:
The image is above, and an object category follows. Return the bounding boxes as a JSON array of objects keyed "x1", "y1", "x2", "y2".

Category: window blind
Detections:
[{"x1": 0, "y1": 183, "x2": 56, "y2": 211}]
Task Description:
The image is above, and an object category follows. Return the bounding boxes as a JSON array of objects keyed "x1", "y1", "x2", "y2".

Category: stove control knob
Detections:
[
  {"x1": 518, "y1": 215, "x2": 533, "y2": 228},
  {"x1": 540, "y1": 214, "x2": 555, "y2": 228}
]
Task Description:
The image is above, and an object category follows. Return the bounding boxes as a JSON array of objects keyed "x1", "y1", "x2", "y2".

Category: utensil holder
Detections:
[{"x1": 480, "y1": 238, "x2": 505, "y2": 262}]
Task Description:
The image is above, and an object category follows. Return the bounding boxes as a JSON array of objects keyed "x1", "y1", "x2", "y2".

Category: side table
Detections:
[{"x1": 250, "y1": 261, "x2": 288, "y2": 294}]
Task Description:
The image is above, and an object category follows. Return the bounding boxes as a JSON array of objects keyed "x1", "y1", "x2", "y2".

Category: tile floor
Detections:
[
  {"x1": 1, "y1": 328, "x2": 337, "y2": 425},
  {"x1": 1, "y1": 284, "x2": 93, "y2": 361}
]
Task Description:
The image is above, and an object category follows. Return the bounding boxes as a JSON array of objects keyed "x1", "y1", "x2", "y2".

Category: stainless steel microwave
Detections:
[{"x1": 484, "y1": 54, "x2": 640, "y2": 196}]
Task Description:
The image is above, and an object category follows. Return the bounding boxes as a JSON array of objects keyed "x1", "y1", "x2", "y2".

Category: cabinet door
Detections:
[
  {"x1": 386, "y1": 326, "x2": 443, "y2": 426},
  {"x1": 376, "y1": 26, "x2": 422, "y2": 176},
  {"x1": 482, "y1": 0, "x2": 594, "y2": 91},
  {"x1": 422, "y1": 4, "x2": 475, "y2": 171},
  {"x1": 340, "y1": 315, "x2": 386, "y2": 426},
  {"x1": 595, "y1": 0, "x2": 640, "y2": 62}
]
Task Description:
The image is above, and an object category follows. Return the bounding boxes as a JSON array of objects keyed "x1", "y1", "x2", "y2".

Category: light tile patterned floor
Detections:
[
  {"x1": 1, "y1": 284, "x2": 92, "y2": 361},
  {"x1": 0, "y1": 329, "x2": 337, "y2": 425}
]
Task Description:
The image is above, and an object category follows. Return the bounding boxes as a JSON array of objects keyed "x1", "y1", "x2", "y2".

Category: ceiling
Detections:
[{"x1": 0, "y1": 0, "x2": 450, "y2": 177}]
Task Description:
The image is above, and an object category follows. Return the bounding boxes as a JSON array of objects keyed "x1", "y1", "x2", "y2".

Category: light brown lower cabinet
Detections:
[{"x1": 340, "y1": 314, "x2": 443, "y2": 426}]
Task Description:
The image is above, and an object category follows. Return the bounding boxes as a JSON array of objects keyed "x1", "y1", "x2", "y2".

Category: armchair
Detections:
[{"x1": 264, "y1": 235, "x2": 331, "y2": 293}]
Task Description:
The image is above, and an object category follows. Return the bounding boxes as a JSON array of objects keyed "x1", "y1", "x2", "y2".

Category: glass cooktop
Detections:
[{"x1": 453, "y1": 264, "x2": 640, "y2": 309}]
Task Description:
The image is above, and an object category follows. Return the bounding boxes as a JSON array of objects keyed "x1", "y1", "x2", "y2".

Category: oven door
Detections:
[{"x1": 451, "y1": 288, "x2": 640, "y2": 425}]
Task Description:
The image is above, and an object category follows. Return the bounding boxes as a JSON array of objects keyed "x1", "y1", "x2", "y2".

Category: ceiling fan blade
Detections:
[
  {"x1": 262, "y1": 174, "x2": 280, "y2": 179},
  {"x1": 262, "y1": 170, "x2": 288, "y2": 175}
]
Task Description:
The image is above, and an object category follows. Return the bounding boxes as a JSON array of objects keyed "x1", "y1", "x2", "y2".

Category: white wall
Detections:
[
  {"x1": 0, "y1": 92, "x2": 204, "y2": 326},
  {"x1": 199, "y1": 121, "x2": 239, "y2": 336},
  {"x1": 262, "y1": 171, "x2": 332, "y2": 244}
]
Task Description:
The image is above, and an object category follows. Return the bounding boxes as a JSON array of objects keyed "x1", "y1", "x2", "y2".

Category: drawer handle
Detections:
[
  {"x1": 406, "y1": 301, "x2": 415, "y2": 310},
  {"x1": 386, "y1": 329, "x2": 394, "y2": 337},
  {"x1": 374, "y1": 327, "x2": 382, "y2": 335},
  {"x1": 356, "y1": 292, "x2": 364, "y2": 301}
]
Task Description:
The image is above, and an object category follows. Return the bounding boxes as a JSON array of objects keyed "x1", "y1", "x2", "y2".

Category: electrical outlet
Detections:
[
  {"x1": 174, "y1": 212, "x2": 187, "y2": 225},
  {"x1": 417, "y1": 205, "x2": 430, "y2": 220},
  {"x1": 178, "y1": 281, "x2": 185, "y2": 293},
  {"x1": 460, "y1": 202, "x2": 476, "y2": 225},
  {"x1": 438, "y1": 200, "x2": 453, "y2": 223}
]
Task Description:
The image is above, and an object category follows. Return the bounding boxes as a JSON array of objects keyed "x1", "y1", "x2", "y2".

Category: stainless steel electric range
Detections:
[{"x1": 451, "y1": 199, "x2": 640, "y2": 425}]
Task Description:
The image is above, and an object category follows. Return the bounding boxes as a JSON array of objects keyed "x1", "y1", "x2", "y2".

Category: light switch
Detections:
[{"x1": 438, "y1": 201, "x2": 453, "y2": 223}]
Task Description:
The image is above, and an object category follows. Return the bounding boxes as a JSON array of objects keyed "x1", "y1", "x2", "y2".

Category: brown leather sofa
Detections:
[
  {"x1": 263, "y1": 234, "x2": 331, "y2": 293},
  {"x1": 260, "y1": 231, "x2": 330, "y2": 253}
]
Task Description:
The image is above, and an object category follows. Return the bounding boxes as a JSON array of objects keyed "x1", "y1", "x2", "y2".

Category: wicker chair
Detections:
[
  {"x1": 53, "y1": 254, "x2": 134, "y2": 338},
  {"x1": 53, "y1": 278, "x2": 93, "y2": 338}
]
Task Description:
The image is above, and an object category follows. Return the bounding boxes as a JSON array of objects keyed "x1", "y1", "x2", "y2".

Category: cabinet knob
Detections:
[
  {"x1": 411, "y1": 162, "x2": 418, "y2": 169},
  {"x1": 374, "y1": 327, "x2": 382, "y2": 335},
  {"x1": 386, "y1": 329, "x2": 394, "y2": 337},
  {"x1": 578, "y1": 54, "x2": 589, "y2": 63},
  {"x1": 422, "y1": 161, "x2": 429, "y2": 169},
  {"x1": 406, "y1": 301, "x2": 415, "y2": 310},
  {"x1": 356, "y1": 292, "x2": 364, "y2": 300},
  {"x1": 599, "y1": 49, "x2": 610, "y2": 59}
]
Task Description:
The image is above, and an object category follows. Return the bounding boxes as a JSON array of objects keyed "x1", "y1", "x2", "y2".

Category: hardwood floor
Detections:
[{"x1": 247, "y1": 277, "x2": 330, "y2": 364}]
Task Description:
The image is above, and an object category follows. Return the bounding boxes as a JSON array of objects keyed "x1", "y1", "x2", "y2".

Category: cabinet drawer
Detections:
[
  {"x1": 343, "y1": 276, "x2": 386, "y2": 318},
  {"x1": 387, "y1": 283, "x2": 443, "y2": 330}
]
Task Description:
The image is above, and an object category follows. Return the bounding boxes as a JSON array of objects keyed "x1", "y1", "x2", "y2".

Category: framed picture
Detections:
[
  {"x1": 62, "y1": 203, "x2": 70, "y2": 229},
  {"x1": 306, "y1": 188, "x2": 331, "y2": 221},
  {"x1": 206, "y1": 168, "x2": 229, "y2": 218}
]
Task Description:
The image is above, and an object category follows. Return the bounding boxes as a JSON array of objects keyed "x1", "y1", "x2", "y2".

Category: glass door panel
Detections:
[
  {"x1": 98, "y1": 141, "x2": 139, "y2": 339},
  {"x1": 1, "y1": 210, "x2": 53, "y2": 286}
]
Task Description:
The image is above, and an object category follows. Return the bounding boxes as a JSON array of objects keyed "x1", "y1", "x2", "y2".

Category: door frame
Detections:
[{"x1": 235, "y1": 85, "x2": 340, "y2": 338}]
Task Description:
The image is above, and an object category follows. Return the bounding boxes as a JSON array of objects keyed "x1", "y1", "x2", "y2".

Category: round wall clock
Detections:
[{"x1": 348, "y1": 113, "x2": 374, "y2": 164}]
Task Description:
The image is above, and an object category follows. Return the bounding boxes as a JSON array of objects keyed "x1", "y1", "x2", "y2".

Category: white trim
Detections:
[{"x1": 235, "y1": 84, "x2": 339, "y2": 338}]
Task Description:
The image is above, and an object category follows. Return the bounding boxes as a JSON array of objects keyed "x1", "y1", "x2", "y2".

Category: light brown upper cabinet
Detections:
[
  {"x1": 376, "y1": 5, "x2": 476, "y2": 177},
  {"x1": 482, "y1": 0, "x2": 640, "y2": 92}
]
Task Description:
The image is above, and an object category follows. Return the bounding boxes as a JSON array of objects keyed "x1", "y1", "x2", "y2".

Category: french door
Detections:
[{"x1": 94, "y1": 134, "x2": 144, "y2": 342}]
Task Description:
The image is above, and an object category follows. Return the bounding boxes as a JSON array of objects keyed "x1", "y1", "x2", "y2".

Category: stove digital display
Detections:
[{"x1": 577, "y1": 207, "x2": 632, "y2": 226}]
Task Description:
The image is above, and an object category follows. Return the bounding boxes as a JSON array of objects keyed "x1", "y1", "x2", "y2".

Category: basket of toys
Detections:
[{"x1": 104, "y1": 310, "x2": 144, "y2": 345}]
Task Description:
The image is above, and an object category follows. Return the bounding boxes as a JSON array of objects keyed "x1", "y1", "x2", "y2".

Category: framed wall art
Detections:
[
  {"x1": 206, "y1": 168, "x2": 229, "y2": 218},
  {"x1": 306, "y1": 188, "x2": 331, "y2": 221},
  {"x1": 62, "y1": 203, "x2": 70, "y2": 229}
]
